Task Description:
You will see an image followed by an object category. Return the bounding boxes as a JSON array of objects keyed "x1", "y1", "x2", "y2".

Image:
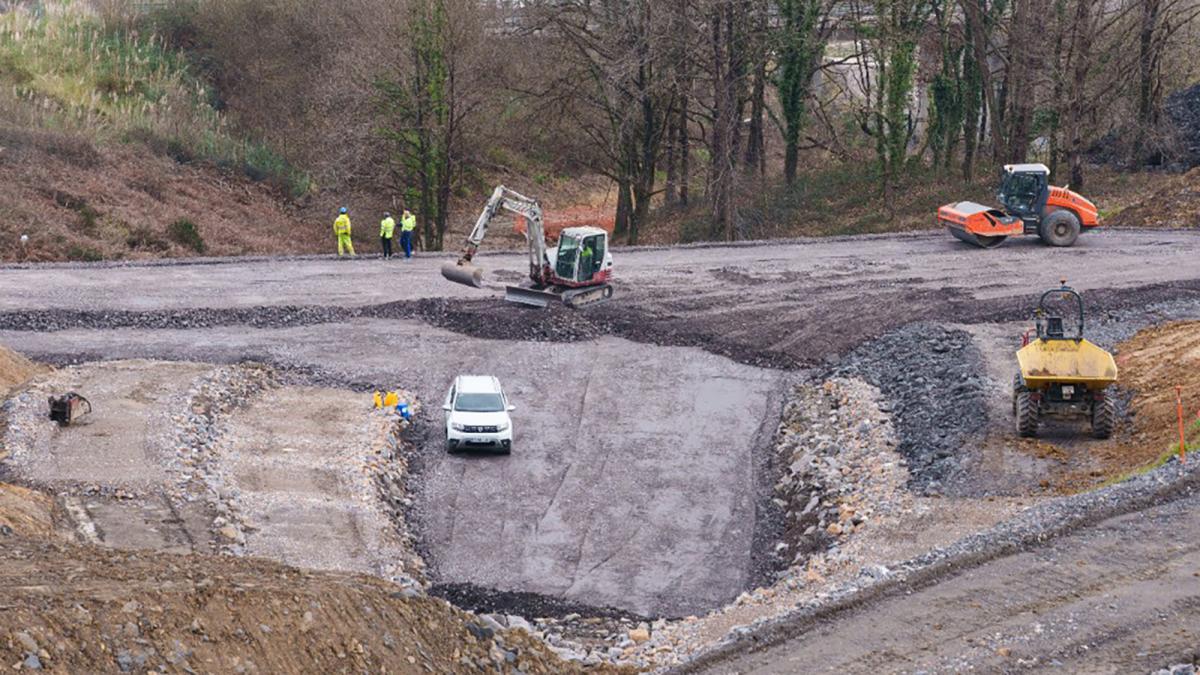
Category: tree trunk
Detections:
[
  {"x1": 744, "y1": 58, "x2": 766, "y2": 173},
  {"x1": 961, "y1": 21, "x2": 982, "y2": 180},
  {"x1": 678, "y1": 92, "x2": 690, "y2": 206},
  {"x1": 1065, "y1": 0, "x2": 1094, "y2": 190},
  {"x1": 615, "y1": 175, "x2": 633, "y2": 238},
  {"x1": 708, "y1": 4, "x2": 737, "y2": 239},
  {"x1": 1005, "y1": 0, "x2": 1034, "y2": 164},
  {"x1": 960, "y1": 0, "x2": 1007, "y2": 163},
  {"x1": 665, "y1": 102, "x2": 678, "y2": 205},
  {"x1": 1136, "y1": 0, "x2": 1162, "y2": 158}
]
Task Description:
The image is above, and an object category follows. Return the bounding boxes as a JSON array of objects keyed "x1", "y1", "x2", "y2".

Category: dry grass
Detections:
[
  {"x1": 0, "y1": 1, "x2": 310, "y2": 198},
  {"x1": 0, "y1": 137, "x2": 317, "y2": 261},
  {"x1": 1105, "y1": 166, "x2": 1200, "y2": 228}
]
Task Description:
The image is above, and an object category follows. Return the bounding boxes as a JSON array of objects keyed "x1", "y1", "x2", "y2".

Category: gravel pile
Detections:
[
  {"x1": 771, "y1": 378, "x2": 906, "y2": 568},
  {"x1": 834, "y1": 323, "x2": 989, "y2": 493},
  {"x1": 1166, "y1": 83, "x2": 1200, "y2": 168}
]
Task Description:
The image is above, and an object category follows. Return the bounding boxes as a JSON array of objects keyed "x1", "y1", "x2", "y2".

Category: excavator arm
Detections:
[{"x1": 442, "y1": 185, "x2": 548, "y2": 288}]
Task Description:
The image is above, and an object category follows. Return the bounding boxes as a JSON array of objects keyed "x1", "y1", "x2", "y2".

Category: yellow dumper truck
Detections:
[{"x1": 1013, "y1": 282, "x2": 1118, "y2": 439}]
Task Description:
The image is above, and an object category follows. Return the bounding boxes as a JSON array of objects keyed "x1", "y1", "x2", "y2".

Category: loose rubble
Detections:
[
  {"x1": 835, "y1": 323, "x2": 989, "y2": 493},
  {"x1": 771, "y1": 378, "x2": 907, "y2": 569}
]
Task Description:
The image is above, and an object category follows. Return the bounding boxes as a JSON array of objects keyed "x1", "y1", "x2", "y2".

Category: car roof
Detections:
[{"x1": 455, "y1": 375, "x2": 502, "y2": 393}]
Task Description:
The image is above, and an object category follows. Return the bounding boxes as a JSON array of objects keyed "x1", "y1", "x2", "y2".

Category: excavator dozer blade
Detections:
[
  {"x1": 504, "y1": 285, "x2": 558, "y2": 308},
  {"x1": 946, "y1": 224, "x2": 1007, "y2": 248},
  {"x1": 441, "y1": 262, "x2": 484, "y2": 288}
]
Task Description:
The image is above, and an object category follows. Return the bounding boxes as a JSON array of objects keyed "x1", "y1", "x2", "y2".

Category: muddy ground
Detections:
[{"x1": 2, "y1": 229, "x2": 1200, "y2": 670}]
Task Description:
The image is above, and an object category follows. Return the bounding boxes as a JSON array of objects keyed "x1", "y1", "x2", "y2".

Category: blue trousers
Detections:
[{"x1": 400, "y1": 231, "x2": 413, "y2": 258}]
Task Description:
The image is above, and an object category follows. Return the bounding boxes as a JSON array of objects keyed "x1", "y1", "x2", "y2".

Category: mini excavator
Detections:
[{"x1": 441, "y1": 186, "x2": 614, "y2": 308}]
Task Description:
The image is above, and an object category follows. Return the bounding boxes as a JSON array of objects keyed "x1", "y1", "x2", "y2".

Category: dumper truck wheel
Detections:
[
  {"x1": 1012, "y1": 373, "x2": 1024, "y2": 417},
  {"x1": 1092, "y1": 395, "x2": 1116, "y2": 439},
  {"x1": 1015, "y1": 389, "x2": 1039, "y2": 437},
  {"x1": 1039, "y1": 211, "x2": 1081, "y2": 247}
]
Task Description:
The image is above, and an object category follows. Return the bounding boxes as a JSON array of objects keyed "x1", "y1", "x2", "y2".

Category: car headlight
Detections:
[
  {"x1": 451, "y1": 422, "x2": 467, "y2": 431},
  {"x1": 496, "y1": 421, "x2": 509, "y2": 432}
]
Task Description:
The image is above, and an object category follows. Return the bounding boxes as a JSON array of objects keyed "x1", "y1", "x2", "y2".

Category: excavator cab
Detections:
[{"x1": 554, "y1": 230, "x2": 607, "y2": 283}]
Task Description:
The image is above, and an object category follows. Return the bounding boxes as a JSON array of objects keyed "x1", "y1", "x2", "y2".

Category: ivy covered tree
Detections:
[{"x1": 773, "y1": 0, "x2": 830, "y2": 185}]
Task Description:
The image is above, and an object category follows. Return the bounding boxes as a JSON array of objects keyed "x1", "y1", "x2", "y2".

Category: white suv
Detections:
[{"x1": 443, "y1": 375, "x2": 515, "y2": 454}]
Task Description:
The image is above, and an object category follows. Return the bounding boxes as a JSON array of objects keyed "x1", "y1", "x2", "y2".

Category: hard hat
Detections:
[
  {"x1": 339, "y1": 207, "x2": 348, "y2": 214},
  {"x1": 384, "y1": 211, "x2": 391, "y2": 217}
]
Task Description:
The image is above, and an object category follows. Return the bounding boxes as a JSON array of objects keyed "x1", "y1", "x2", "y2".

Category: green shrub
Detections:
[
  {"x1": 167, "y1": 217, "x2": 205, "y2": 253},
  {"x1": 66, "y1": 245, "x2": 104, "y2": 262},
  {"x1": 679, "y1": 214, "x2": 718, "y2": 243},
  {"x1": 126, "y1": 225, "x2": 170, "y2": 251},
  {"x1": 77, "y1": 205, "x2": 102, "y2": 235}
]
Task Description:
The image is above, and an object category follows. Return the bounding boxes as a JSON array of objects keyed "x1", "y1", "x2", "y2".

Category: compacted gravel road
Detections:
[{"x1": 692, "y1": 489, "x2": 1200, "y2": 674}]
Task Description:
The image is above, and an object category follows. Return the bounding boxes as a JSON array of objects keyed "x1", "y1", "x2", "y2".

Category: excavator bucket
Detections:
[
  {"x1": 504, "y1": 285, "x2": 559, "y2": 308},
  {"x1": 441, "y1": 262, "x2": 484, "y2": 288}
]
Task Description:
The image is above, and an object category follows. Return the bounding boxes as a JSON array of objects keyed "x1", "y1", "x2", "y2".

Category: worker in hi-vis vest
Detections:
[
  {"x1": 379, "y1": 211, "x2": 396, "y2": 259},
  {"x1": 334, "y1": 207, "x2": 355, "y2": 257},
  {"x1": 400, "y1": 209, "x2": 417, "y2": 259}
]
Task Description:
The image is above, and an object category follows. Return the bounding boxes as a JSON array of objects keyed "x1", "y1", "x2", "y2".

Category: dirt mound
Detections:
[
  {"x1": 833, "y1": 324, "x2": 990, "y2": 493},
  {"x1": 0, "y1": 343, "x2": 38, "y2": 393},
  {"x1": 0, "y1": 484, "x2": 55, "y2": 537},
  {"x1": 1165, "y1": 84, "x2": 1200, "y2": 167},
  {"x1": 1107, "y1": 167, "x2": 1200, "y2": 229},
  {"x1": 1096, "y1": 322, "x2": 1200, "y2": 468},
  {"x1": 0, "y1": 534, "x2": 613, "y2": 674}
]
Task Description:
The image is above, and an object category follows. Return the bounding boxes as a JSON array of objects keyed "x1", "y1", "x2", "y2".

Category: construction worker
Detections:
[
  {"x1": 579, "y1": 241, "x2": 594, "y2": 280},
  {"x1": 380, "y1": 211, "x2": 396, "y2": 259},
  {"x1": 400, "y1": 208, "x2": 417, "y2": 259},
  {"x1": 334, "y1": 207, "x2": 355, "y2": 257}
]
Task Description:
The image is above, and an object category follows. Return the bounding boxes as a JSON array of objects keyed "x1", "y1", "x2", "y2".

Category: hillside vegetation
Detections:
[
  {"x1": 0, "y1": 2, "x2": 315, "y2": 261},
  {"x1": 0, "y1": 0, "x2": 1197, "y2": 263}
]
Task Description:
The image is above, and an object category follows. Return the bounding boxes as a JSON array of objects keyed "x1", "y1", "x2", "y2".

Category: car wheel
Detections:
[{"x1": 445, "y1": 440, "x2": 457, "y2": 454}]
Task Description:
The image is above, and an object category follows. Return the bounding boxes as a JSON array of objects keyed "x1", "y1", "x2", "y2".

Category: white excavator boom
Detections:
[{"x1": 441, "y1": 185, "x2": 548, "y2": 288}]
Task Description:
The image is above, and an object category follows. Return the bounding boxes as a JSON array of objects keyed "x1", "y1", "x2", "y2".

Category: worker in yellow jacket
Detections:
[
  {"x1": 400, "y1": 208, "x2": 417, "y2": 259},
  {"x1": 379, "y1": 211, "x2": 396, "y2": 259},
  {"x1": 334, "y1": 207, "x2": 355, "y2": 257}
]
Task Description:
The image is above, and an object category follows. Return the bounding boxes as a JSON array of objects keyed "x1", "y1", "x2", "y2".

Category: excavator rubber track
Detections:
[{"x1": 504, "y1": 284, "x2": 614, "y2": 309}]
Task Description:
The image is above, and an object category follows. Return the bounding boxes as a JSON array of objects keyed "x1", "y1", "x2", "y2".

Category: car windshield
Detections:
[{"x1": 454, "y1": 392, "x2": 505, "y2": 412}]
